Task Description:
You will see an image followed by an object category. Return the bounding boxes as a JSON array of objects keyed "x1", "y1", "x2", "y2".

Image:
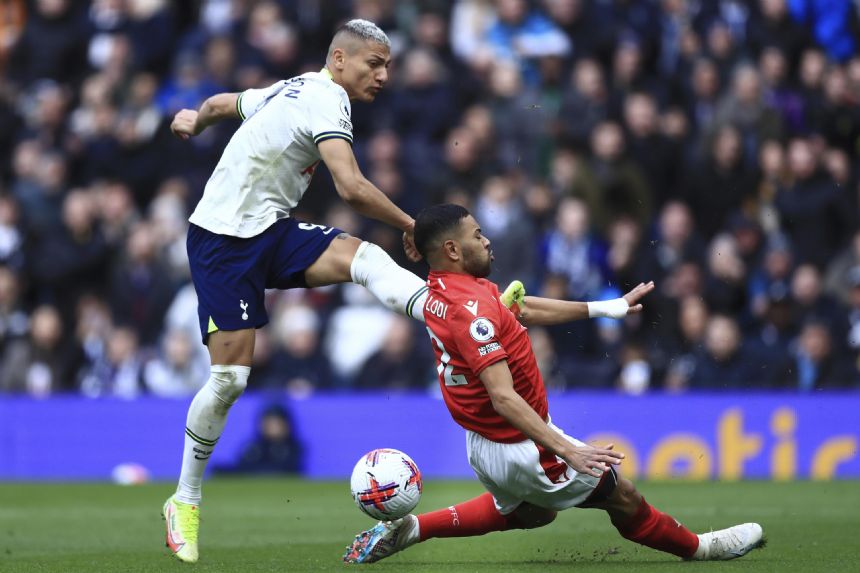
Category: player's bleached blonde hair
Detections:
[{"x1": 326, "y1": 19, "x2": 390, "y2": 61}]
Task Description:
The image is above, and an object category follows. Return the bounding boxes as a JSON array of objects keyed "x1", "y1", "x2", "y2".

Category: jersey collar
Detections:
[
  {"x1": 429, "y1": 269, "x2": 480, "y2": 282},
  {"x1": 320, "y1": 67, "x2": 334, "y2": 80}
]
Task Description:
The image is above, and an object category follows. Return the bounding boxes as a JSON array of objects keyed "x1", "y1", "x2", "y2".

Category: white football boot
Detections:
[{"x1": 692, "y1": 522, "x2": 764, "y2": 560}]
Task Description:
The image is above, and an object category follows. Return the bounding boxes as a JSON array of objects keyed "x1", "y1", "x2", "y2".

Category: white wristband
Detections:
[{"x1": 586, "y1": 298, "x2": 629, "y2": 319}]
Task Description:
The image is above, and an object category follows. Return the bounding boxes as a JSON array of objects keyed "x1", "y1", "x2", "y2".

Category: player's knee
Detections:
[
  {"x1": 510, "y1": 503, "x2": 557, "y2": 530},
  {"x1": 209, "y1": 365, "x2": 251, "y2": 405}
]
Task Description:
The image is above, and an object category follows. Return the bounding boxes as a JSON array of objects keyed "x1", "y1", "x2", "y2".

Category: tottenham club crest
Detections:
[{"x1": 469, "y1": 317, "x2": 495, "y2": 342}]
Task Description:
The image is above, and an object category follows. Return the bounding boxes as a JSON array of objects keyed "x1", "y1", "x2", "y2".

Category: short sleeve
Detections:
[
  {"x1": 308, "y1": 88, "x2": 353, "y2": 147},
  {"x1": 449, "y1": 301, "x2": 508, "y2": 376},
  {"x1": 237, "y1": 80, "x2": 287, "y2": 121}
]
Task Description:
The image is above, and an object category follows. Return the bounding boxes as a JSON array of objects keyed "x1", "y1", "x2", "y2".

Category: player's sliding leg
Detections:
[
  {"x1": 590, "y1": 475, "x2": 763, "y2": 560},
  {"x1": 343, "y1": 493, "x2": 554, "y2": 563},
  {"x1": 164, "y1": 329, "x2": 253, "y2": 563}
]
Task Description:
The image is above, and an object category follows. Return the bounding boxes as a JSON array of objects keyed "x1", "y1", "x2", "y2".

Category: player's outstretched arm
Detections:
[
  {"x1": 170, "y1": 93, "x2": 240, "y2": 140},
  {"x1": 479, "y1": 360, "x2": 624, "y2": 477},
  {"x1": 318, "y1": 138, "x2": 421, "y2": 261},
  {"x1": 517, "y1": 281, "x2": 655, "y2": 326}
]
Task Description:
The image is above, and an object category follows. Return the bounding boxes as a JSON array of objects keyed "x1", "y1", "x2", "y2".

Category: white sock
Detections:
[
  {"x1": 400, "y1": 514, "x2": 421, "y2": 547},
  {"x1": 175, "y1": 364, "x2": 250, "y2": 505},
  {"x1": 350, "y1": 241, "x2": 428, "y2": 322}
]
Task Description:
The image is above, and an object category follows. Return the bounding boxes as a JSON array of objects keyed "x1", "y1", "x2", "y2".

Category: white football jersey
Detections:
[{"x1": 189, "y1": 70, "x2": 353, "y2": 237}]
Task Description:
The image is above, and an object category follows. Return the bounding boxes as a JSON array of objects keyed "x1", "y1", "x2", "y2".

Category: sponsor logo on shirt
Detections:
[
  {"x1": 339, "y1": 118, "x2": 352, "y2": 131},
  {"x1": 478, "y1": 341, "x2": 502, "y2": 356},
  {"x1": 469, "y1": 317, "x2": 494, "y2": 342}
]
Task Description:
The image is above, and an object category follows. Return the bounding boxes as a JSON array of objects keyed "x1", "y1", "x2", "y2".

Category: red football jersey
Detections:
[{"x1": 423, "y1": 270, "x2": 548, "y2": 443}]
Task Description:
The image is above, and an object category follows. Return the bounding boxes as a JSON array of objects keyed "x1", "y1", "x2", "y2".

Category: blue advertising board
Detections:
[{"x1": 0, "y1": 393, "x2": 857, "y2": 480}]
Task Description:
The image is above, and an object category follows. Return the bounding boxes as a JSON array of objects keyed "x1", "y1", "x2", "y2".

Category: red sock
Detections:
[
  {"x1": 612, "y1": 498, "x2": 699, "y2": 558},
  {"x1": 417, "y1": 493, "x2": 514, "y2": 541}
]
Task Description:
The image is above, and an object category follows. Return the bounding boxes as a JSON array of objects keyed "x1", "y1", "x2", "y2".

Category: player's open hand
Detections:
[
  {"x1": 622, "y1": 281, "x2": 655, "y2": 314},
  {"x1": 170, "y1": 109, "x2": 202, "y2": 140},
  {"x1": 562, "y1": 443, "x2": 625, "y2": 478},
  {"x1": 403, "y1": 230, "x2": 422, "y2": 262}
]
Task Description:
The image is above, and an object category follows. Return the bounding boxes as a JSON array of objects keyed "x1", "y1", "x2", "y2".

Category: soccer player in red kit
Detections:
[{"x1": 344, "y1": 204, "x2": 764, "y2": 564}]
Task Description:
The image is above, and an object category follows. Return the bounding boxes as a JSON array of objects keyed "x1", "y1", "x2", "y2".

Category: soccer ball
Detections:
[{"x1": 350, "y1": 448, "x2": 423, "y2": 520}]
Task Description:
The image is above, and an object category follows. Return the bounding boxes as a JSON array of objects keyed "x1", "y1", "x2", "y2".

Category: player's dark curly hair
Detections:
[{"x1": 414, "y1": 204, "x2": 471, "y2": 262}]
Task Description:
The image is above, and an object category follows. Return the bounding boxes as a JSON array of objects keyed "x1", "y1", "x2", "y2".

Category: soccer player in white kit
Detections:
[{"x1": 161, "y1": 20, "x2": 432, "y2": 563}]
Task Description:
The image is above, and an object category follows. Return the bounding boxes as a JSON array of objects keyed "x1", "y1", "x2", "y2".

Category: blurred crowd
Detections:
[{"x1": 1, "y1": 0, "x2": 860, "y2": 398}]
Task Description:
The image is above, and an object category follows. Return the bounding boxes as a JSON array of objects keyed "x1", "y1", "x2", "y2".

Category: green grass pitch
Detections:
[{"x1": 0, "y1": 478, "x2": 857, "y2": 572}]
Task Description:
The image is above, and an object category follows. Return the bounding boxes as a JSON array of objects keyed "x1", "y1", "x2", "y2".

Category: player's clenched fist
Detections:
[
  {"x1": 562, "y1": 443, "x2": 625, "y2": 478},
  {"x1": 170, "y1": 109, "x2": 201, "y2": 140}
]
